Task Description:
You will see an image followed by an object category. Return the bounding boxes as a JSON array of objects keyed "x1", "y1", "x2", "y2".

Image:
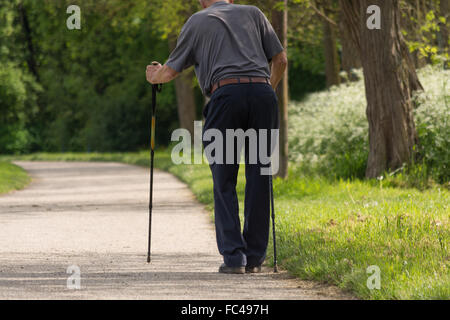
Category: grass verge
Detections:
[
  {"x1": 0, "y1": 162, "x2": 31, "y2": 195},
  {"x1": 1, "y1": 151, "x2": 448, "y2": 299}
]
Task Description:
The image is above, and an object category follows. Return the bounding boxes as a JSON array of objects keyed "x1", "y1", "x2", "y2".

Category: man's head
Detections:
[{"x1": 198, "y1": 0, "x2": 234, "y2": 9}]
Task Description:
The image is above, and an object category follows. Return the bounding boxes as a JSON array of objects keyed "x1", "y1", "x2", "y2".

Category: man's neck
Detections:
[{"x1": 206, "y1": 1, "x2": 229, "y2": 9}]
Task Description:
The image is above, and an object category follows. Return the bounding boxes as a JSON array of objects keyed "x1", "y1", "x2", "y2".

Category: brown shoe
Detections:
[
  {"x1": 245, "y1": 265, "x2": 262, "y2": 273},
  {"x1": 219, "y1": 263, "x2": 245, "y2": 274}
]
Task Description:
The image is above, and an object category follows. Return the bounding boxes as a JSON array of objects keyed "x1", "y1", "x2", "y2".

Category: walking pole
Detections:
[
  {"x1": 269, "y1": 174, "x2": 278, "y2": 273},
  {"x1": 147, "y1": 73, "x2": 162, "y2": 263}
]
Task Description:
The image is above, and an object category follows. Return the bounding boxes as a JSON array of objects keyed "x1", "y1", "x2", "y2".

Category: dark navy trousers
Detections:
[{"x1": 202, "y1": 83, "x2": 279, "y2": 268}]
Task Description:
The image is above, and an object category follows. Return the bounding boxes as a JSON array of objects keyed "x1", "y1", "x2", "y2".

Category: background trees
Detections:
[
  {"x1": 153, "y1": 0, "x2": 200, "y2": 141},
  {"x1": 0, "y1": 0, "x2": 448, "y2": 182},
  {"x1": 0, "y1": 0, "x2": 40, "y2": 154}
]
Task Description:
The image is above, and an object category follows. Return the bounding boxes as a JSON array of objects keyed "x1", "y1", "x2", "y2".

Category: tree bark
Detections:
[
  {"x1": 169, "y1": 39, "x2": 197, "y2": 140},
  {"x1": 323, "y1": 15, "x2": 341, "y2": 87},
  {"x1": 341, "y1": 0, "x2": 423, "y2": 89},
  {"x1": 340, "y1": 0, "x2": 361, "y2": 52},
  {"x1": 271, "y1": 0, "x2": 289, "y2": 179}
]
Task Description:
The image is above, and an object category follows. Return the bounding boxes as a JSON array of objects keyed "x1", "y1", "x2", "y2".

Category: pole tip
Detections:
[{"x1": 147, "y1": 257, "x2": 151, "y2": 263}]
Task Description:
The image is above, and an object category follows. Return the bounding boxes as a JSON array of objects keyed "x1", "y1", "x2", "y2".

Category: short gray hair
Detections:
[{"x1": 199, "y1": 0, "x2": 215, "y2": 5}]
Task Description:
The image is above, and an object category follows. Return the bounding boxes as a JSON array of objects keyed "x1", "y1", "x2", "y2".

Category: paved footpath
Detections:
[{"x1": 0, "y1": 162, "x2": 353, "y2": 299}]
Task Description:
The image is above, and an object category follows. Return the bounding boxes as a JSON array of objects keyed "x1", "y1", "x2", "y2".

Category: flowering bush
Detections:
[
  {"x1": 289, "y1": 65, "x2": 449, "y2": 183},
  {"x1": 414, "y1": 65, "x2": 450, "y2": 183}
]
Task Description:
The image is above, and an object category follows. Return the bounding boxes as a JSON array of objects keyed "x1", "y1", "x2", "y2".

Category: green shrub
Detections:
[{"x1": 0, "y1": 63, "x2": 40, "y2": 154}]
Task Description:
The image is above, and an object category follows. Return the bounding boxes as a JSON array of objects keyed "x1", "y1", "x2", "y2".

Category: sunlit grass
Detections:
[
  {"x1": 168, "y1": 160, "x2": 449, "y2": 299},
  {"x1": 0, "y1": 162, "x2": 31, "y2": 195},
  {"x1": 272, "y1": 177, "x2": 449, "y2": 299}
]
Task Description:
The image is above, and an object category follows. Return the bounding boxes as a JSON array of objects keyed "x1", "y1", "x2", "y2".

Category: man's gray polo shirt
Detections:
[{"x1": 165, "y1": 1, "x2": 284, "y2": 96}]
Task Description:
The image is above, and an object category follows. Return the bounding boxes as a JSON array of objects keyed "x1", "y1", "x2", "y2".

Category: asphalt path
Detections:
[{"x1": 0, "y1": 161, "x2": 353, "y2": 299}]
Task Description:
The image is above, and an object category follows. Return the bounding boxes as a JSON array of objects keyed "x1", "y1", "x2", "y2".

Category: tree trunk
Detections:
[
  {"x1": 439, "y1": 0, "x2": 449, "y2": 55},
  {"x1": 314, "y1": 0, "x2": 341, "y2": 87},
  {"x1": 341, "y1": 0, "x2": 424, "y2": 178},
  {"x1": 359, "y1": 0, "x2": 420, "y2": 178},
  {"x1": 169, "y1": 39, "x2": 197, "y2": 140},
  {"x1": 271, "y1": 0, "x2": 289, "y2": 179},
  {"x1": 413, "y1": 0, "x2": 427, "y2": 68},
  {"x1": 173, "y1": 69, "x2": 197, "y2": 140},
  {"x1": 323, "y1": 17, "x2": 341, "y2": 87},
  {"x1": 17, "y1": 2, "x2": 39, "y2": 81}
]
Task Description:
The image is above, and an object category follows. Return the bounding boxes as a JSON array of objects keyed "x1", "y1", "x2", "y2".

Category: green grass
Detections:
[
  {"x1": 1, "y1": 151, "x2": 448, "y2": 300},
  {"x1": 0, "y1": 162, "x2": 31, "y2": 195}
]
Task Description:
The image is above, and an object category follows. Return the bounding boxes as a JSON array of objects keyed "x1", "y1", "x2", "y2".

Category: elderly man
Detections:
[{"x1": 146, "y1": 0, "x2": 287, "y2": 274}]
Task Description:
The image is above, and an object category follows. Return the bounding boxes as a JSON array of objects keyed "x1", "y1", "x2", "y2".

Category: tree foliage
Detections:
[{"x1": 0, "y1": 0, "x2": 446, "y2": 158}]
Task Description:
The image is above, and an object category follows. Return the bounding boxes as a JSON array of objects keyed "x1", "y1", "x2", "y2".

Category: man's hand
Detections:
[
  {"x1": 146, "y1": 61, "x2": 179, "y2": 85},
  {"x1": 146, "y1": 62, "x2": 162, "y2": 84}
]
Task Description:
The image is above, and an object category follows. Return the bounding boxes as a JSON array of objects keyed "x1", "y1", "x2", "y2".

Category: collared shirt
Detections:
[{"x1": 165, "y1": 1, "x2": 284, "y2": 97}]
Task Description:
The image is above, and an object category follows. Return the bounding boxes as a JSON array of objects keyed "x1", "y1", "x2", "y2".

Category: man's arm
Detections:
[
  {"x1": 270, "y1": 51, "x2": 288, "y2": 90},
  {"x1": 147, "y1": 15, "x2": 196, "y2": 85},
  {"x1": 146, "y1": 62, "x2": 179, "y2": 84}
]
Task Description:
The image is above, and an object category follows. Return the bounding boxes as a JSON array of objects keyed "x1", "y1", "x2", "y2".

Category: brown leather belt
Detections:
[{"x1": 211, "y1": 77, "x2": 271, "y2": 95}]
